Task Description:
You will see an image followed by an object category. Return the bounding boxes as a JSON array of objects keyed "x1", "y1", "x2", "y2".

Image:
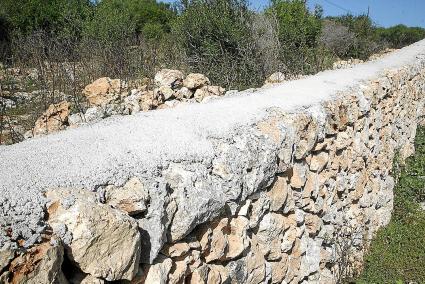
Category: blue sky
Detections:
[
  {"x1": 253, "y1": 0, "x2": 425, "y2": 28},
  {"x1": 162, "y1": 0, "x2": 425, "y2": 28}
]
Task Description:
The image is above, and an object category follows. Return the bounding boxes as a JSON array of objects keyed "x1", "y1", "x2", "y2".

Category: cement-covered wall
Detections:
[{"x1": 1, "y1": 41, "x2": 425, "y2": 284}]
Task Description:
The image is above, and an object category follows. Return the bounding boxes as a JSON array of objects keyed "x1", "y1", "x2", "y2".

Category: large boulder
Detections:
[
  {"x1": 46, "y1": 188, "x2": 141, "y2": 281},
  {"x1": 183, "y1": 73, "x2": 210, "y2": 90},
  {"x1": 154, "y1": 69, "x2": 184, "y2": 89},
  {"x1": 83, "y1": 77, "x2": 123, "y2": 106},
  {"x1": 32, "y1": 101, "x2": 70, "y2": 137}
]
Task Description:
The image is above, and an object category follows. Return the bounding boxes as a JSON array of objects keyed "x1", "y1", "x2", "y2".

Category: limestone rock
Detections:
[
  {"x1": 162, "y1": 242, "x2": 191, "y2": 258},
  {"x1": 194, "y1": 86, "x2": 225, "y2": 102},
  {"x1": 105, "y1": 177, "x2": 149, "y2": 216},
  {"x1": 207, "y1": 265, "x2": 229, "y2": 283},
  {"x1": 83, "y1": 77, "x2": 122, "y2": 106},
  {"x1": 154, "y1": 86, "x2": 175, "y2": 101},
  {"x1": 137, "y1": 256, "x2": 173, "y2": 284},
  {"x1": 0, "y1": 242, "x2": 15, "y2": 272},
  {"x1": 245, "y1": 236, "x2": 266, "y2": 284},
  {"x1": 290, "y1": 162, "x2": 307, "y2": 188},
  {"x1": 310, "y1": 152, "x2": 329, "y2": 172},
  {"x1": 266, "y1": 176, "x2": 289, "y2": 211},
  {"x1": 335, "y1": 131, "x2": 351, "y2": 150},
  {"x1": 264, "y1": 72, "x2": 285, "y2": 85},
  {"x1": 190, "y1": 265, "x2": 209, "y2": 284},
  {"x1": 305, "y1": 213, "x2": 322, "y2": 237},
  {"x1": 154, "y1": 69, "x2": 184, "y2": 89},
  {"x1": 175, "y1": 87, "x2": 194, "y2": 99},
  {"x1": 8, "y1": 238, "x2": 66, "y2": 284},
  {"x1": 46, "y1": 188, "x2": 141, "y2": 281},
  {"x1": 183, "y1": 73, "x2": 210, "y2": 89},
  {"x1": 32, "y1": 101, "x2": 70, "y2": 137},
  {"x1": 225, "y1": 216, "x2": 250, "y2": 260},
  {"x1": 139, "y1": 90, "x2": 162, "y2": 111},
  {"x1": 204, "y1": 218, "x2": 228, "y2": 263},
  {"x1": 270, "y1": 253, "x2": 289, "y2": 283}
]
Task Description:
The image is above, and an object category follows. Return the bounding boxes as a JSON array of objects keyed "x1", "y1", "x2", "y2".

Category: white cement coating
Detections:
[{"x1": 1, "y1": 40, "x2": 425, "y2": 194}]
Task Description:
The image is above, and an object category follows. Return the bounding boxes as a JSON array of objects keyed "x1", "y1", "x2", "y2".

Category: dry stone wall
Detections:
[{"x1": 0, "y1": 41, "x2": 425, "y2": 283}]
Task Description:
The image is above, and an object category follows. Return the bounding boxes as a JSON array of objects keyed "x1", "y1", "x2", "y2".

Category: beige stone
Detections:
[
  {"x1": 8, "y1": 239, "x2": 66, "y2": 284},
  {"x1": 290, "y1": 162, "x2": 307, "y2": 188},
  {"x1": 169, "y1": 259, "x2": 190, "y2": 284},
  {"x1": 194, "y1": 86, "x2": 225, "y2": 102},
  {"x1": 310, "y1": 152, "x2": 329, "y2": 172},
  {"x1": 162, "y1": 242, "x2": 191, "y2": 258},
  {"x1": 281, "y1": 226, "x2": 297, "y2": 253},
  {"x1": 175, "y1": 87, "x2": 193, "y2": 99},
  {"x1": 335, "y1": 131, "x2": 351, "y2": 150},
  {"x1": 0, "y1": 243, "x2": 15, "y2": 272},
  {"x1": 154, "y1": 86, "x2": 175, "y2": 101},
  {"x1": 105, "y1": 177, "x2": 149, "y2": 216},
  {"x1": 264, "y1": 72, "x2": 285, "y2": 85},
  {"x1": 225, "y1": 216, "x2": 249, "y2": 260},
  {"x1": 266, "y1": 176, "x2": 289, "y2": 211},
  {"x1": 270, "y1": 253, "x2": 289, "y2": 283},
  {"x1": 190, "y1": 264, "x2": 209, "y2": 284},
  {"x1": 183, "y1": 73, "x2": 210, "y2": 89},
  {"x1": 257, "y1": 213, "x2": 286, "y2": 260},
  {"x1": 136, "y1": 257, "x2": 173, "y2": 284},
  {"x1": 154, "y1": 69, "x2": 184, "y2": 89},
  {"x1": 139, "y1": 90, "x2": 162, "y2": 111},
  {"x1": 47, "y1": 188, "x2": 141, "y2": 281},
  {"x1": 305, "y1": 213, "x2": 322, "y2": 237},
  {"x1": 246, "y1": 236, "x2": 266, "y2": 284},
  {"x1": 204, "y1": 218, "x2": 229, "y2": 263},
  {"x1": 83, "y1": 77, "x2": 122, "y2": 106},
  {"x1": 207, "y1": 265, "x2": 229, "y2": 283},
  {"x1": 32, "y1": 101, "x2": 70, "y2": 136}
]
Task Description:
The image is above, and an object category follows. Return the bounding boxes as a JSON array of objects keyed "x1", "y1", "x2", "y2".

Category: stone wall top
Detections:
[{"x1": 1, "y1": 40, "x2": 424, "y2": 193}]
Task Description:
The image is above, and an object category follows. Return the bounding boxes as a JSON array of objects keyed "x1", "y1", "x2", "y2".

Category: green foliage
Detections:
[
  {"x1": 328, "y1": 14, "x2": 380, "y2": 59},
  {"x1": 377, "y1": 24, "x2": 425, "y2": 49},
  {"x1": 357, "y1": 127, "x2": 425, "y2": 283},
  {"x1": 0, "y1": 0, "x2": 92, "y2": 39},
  {"x1": 267, "y1": 0, "x2": 323, "y2": 74},
  {"x1": 83, "y1": 0, "x2": 174, "y2": 43},
  {"x1": 172, "y1": 0, "x2": 264, "y2": 89}
]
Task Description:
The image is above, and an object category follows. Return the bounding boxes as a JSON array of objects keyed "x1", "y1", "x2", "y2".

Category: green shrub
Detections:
[
  {"x1": 172, "y1": 0, "x2": 265, "y2": 89},
  {"x1": 377, "y1": 24, "x2": 425, "y2": 49},
  {"x1": 267, "y1": 0, "x2": 324, "y2": 74},
  {"x1": 82, "y1": 0, "x2": 174, "y2": 43}
]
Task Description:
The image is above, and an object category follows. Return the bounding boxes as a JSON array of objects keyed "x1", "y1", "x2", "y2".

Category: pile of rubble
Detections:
[{"x1": 25, "y1": 70, "x2": 227, "y2": 138}]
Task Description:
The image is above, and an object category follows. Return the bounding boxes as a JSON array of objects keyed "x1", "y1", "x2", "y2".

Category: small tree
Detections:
[
  {"x1": 267, "y1": 0, "x2": 323, "y2": 75},
  {"x1": 172, "y1": 0, "x2": 266, "y2": 89}
]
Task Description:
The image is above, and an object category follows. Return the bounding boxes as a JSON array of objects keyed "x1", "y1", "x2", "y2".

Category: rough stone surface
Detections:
[
  {"x1": 83, "y1": 77, "x2": 122, "y2": 106},
  {"x1": 7, "y1": 238, "x2": 66, "y2": 284},
  {"x1": 46, "y1": 188, "x2": 141, "y2": 281},
  {"x1": 194, "y1": 85, "x2": 225, "y2": 102},
  {"x1": 183, "y1": 73, "x2": 210, "y2": 90},
  {"x1": 154, "y1": 69, "x2": 184, "y2": 89},
  {"x1": 1, "y1": 40, "x2": 425, "y2": 283},
  {"x1": 31, "y1": 101, "x2": 70, "y2": 137}
]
